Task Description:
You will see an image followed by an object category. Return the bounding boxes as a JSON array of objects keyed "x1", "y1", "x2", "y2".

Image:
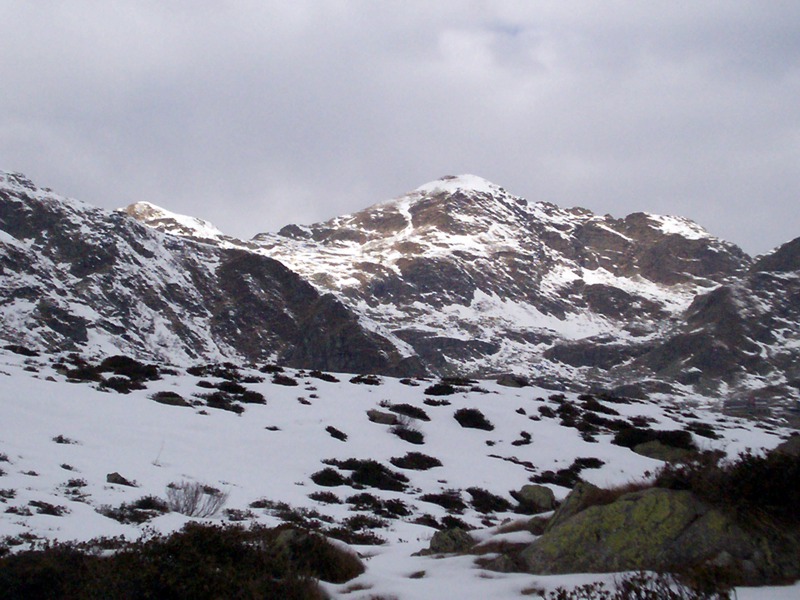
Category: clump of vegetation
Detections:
[
  {"x1": 151, "y1": 390, "x2": 190, "y2": 407},
  {"x1": 453, "y1": 408, "x2": 494, "y2": 431},
  {"x1": 389, "y1": 451, "x2": 442, "y2": 470},
  {"x1": 381, "y1": 401, "x2": 431, "y2": 422},
  {"x1": 419, "y1": 489, "x2": 466, "y2": 513},
  {"x1": 197, "y1": 391, "x2": 244, "y2": 414},
  {"x1": 349, "y1": 374, "x2": 382, "y2": 385},
  {"x1": 424, "y1": 382, "x2": 456, "y2": 396},
  {"x1": 166, "y1": 481, "x2": 228, "y2": 518},
  {"x1": 272, "y1": 374, "x2": 299, "y2": 386},
  {"x1": 52, "y1": 435, "x2": 77, "y2": 445},
  {"x1": 310, "y1": 467, "x2": 347, "y2": 487},
  {"x1": 654, "y1": 449, "x2": 800, "y2": 526},
  {"x1": 188, "y1": 363, "x2": 242, "y2": 380},
  {"x1": 320, "y1": 459, "x2": 410, "y2": 492},
  {"x1": 309, "y1": 370, "x2": 340, "y2": 383},
  {"x1": 28, "y1": 500, "x2": 68, "y2": 516},
  {"x1": 466, "y1": 487, "x2": 512, "y2": 514},
  {"x1": 325, "y1": 425, "x2": 348, "y2": 441},
  {"x1": 684, "y1": 421, "x2": 721, "y2": 440},
  {"x1": 546, "y1": 571, "x2": 730, "y2": 600},
  {"x1": 613, "y1": 427, "x2": 697, "y2": 451},
  {"x1": 0, "y1": 522, "x2": 364, "y2": 598},
  {"x1": 390, "y1": 417, "x2": 425, "y2": 445},
  {"x1": 99, "y1": 495, "x2": 170, "y2": 524},
  {"x1": 424, "y1": 398, "x2": 451, "y2": 406},
  {"x1": 532, "y1": 456, "x2": 606, "y2": 488},
  {"x1": 308, "y1": 491, "x2": 341, "y2": 504},
  {"x1": 98, "y1": 355, "x2": 160, "y2": 382},
  {"x1": 346, "y1": 493, "x2": 411, "y2": 518}
]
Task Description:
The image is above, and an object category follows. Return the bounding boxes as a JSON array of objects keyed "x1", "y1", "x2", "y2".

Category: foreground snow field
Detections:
[{"x1": 0, "y1": 348, "x2": 797, "y2": 598}]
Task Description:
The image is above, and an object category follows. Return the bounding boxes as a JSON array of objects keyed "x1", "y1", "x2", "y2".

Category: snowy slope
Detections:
[{"x1": 0, "y1": 348, "x2": 795, "y2": 598}]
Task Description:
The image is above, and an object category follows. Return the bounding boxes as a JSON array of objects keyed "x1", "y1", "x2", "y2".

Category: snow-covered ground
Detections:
[{"x1": 0, "y1": 348, "x2": 796, "y2": 599}]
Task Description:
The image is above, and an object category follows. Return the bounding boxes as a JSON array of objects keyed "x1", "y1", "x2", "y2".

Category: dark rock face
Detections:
[{"x1": 0, "y1": 172, "x2": 413, "y2": 375}]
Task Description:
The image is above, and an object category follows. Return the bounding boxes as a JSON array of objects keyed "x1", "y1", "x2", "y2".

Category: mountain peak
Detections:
[
  {"x1": 121, "y1": 201, "x2": 225, "y2": 241},
  {"x1": 413, "y1": 174, "x2": 505, "y2": 197}
]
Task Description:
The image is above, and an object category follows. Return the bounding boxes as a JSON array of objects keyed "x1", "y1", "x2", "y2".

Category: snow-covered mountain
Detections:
[
  {"x1": 2, "y1": 170, "x2": 799, "y2": 405},
  {"x1": 0, "y1": 171, "x2": 410, "y2": 375}
]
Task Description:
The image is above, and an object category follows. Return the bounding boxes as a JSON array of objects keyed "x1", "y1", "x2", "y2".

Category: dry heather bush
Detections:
[{"x1": 166, "y1": 481, "x2": 228, "y2": 518}]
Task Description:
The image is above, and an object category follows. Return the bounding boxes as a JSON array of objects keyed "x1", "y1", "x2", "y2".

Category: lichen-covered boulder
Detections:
[
  {"x1": 426, "y1": 528, "x2": 475, "y2": 554},
  {"x1": 544, "y1": 481, "x2": 600, "y2": 532},
  {"x1": 519, "y1": 487, "x2": 800, "y2": 585},
  {"x1": 511, "y1": 484, "x2": 556, "y2": 514}
]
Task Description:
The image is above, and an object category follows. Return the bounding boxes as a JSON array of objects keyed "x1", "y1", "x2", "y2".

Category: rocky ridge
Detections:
[
  {"x1": 2, "y1": 170, "x2": 799, "y2": 405},
  {"x1": 0, "y1": 171, "x2": 411, "y2": 374}
]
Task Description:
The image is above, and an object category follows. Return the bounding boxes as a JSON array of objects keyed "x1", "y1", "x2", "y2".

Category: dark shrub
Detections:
[
  {"x1": 391, "y1": 420, "x2": 425, "y2": 445},
  {"x1": 99, "y1": 355, "x2": 159, "y2": 381},
  {"x1": 425, "y1": 383, "x2": 456, "y2": 396},
  {"x1": 325, "y1": 426, "x2": 347, "y2": 441},
  {"x1": 310, "y1": 468, "x2": 346, "y2": 487},
  {"x1": 259, "y1": 363, "x2": 284, "y2": 374},
  {"x1": 239, "y1": 390, "x2": 266, "y2": 404},
  {"x1": 419, "y1": 490, "x2": 466, "y2": 513},
  {"x1": 546, "y1": 571, "x2": 731, "y2": 600},
  {"x1": 390, "y1": 452, "x2": 442, "y2": 470},
  {"x1": 323, "y1": 526, "x2": 386, "y2": 546},
  {"x1": 349, "y1": 374, "x2": 382, "y2": 385},
  {"x1": 385, "y1": 403, "x2": 430, "y2": 421},
  {"x1": 613, "y1": 427, "x2": 697, "y2": 451},
  {"x1": 348, "y1": 460, "x2": 408, "y2": 492},
  {"x1": 655, "y1": 449, "x2": 800, "y2": 526},
  {"x1": 65, "y1": 366, "x2": 102, "y2": 381},
  {"x1": 272, "y1": 374, "x2": 299, "y2": 386},
  {"x1": 684, "y1": 421, "x2": 721, "y2": 440},
  {"x1": 454, "y1": 408, "x2": 494, "y2": 431},
  {"x1": 309, "y1": 370, "x2": 339, "y2": 383},
  {"x1": 52, "y1": 435, "x2": 77, "y2": 445},
  {"x1": 100, "y1": 376, "x2": 146, "y2": 394},
  {"x1": 399, "y1": 378, "x2": 420, "y2": 387},
  {"x1": 99, "y1": 496, "x2": 169, "y2": 524},
  {"x1": 572, "y1": 457, "x2": 605, "y2": 470},
  {"x1": 580, "y1": 396, "x2": 621, "y2": 416},
  {"x1": 466, "y1": 487, "x2": 512, "y2": 513},
  {"x1": 200, "y1": 392, "x2": 244, "y2": 414},
  {"x1": 29, "y1": 501, "x2": 67, "y2": 516},
  {"x1": 151, "y1": 391, "x2": 190, "y2": 407},
  {"x1": 441, "y1": 377, "x2": 477, "y2": 386},
  {"x1": 424, "y1": 398, "x2": 451, "y2": 406},
  {"x1": 216, "y1": 380, "x2": 247, "y2": 394},
  {"x1": 0, "y1": 523, "x2": 363, "y2": 598},
  {"x1": 538, "y1": 405, "x2": 557, "y2": 418},
  {"x1": 342, "y1": 514, "x2": 388, "y2": 531},
  {"x1": 308, "y1": 491, "x2": 341, "y2": 504}
]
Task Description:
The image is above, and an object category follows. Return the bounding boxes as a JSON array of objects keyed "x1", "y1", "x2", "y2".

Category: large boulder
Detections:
[
  {"x1": 425, "y1": 528, "x2": 475, "y2": 554},
  {"x1": 511, "y1": 484, "x2": 557, "y2": 514},
  {"x1": 517, "y1": 487, "x2": 800, "y2": 585}
]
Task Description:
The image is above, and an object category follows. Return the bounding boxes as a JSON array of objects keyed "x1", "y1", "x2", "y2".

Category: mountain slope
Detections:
[
  {"x1": 245, "y1": 175, "x2": 752, "y2": 390},
  {"x1": 0, "y1": 171, "x2": 411, "y2": 374}
]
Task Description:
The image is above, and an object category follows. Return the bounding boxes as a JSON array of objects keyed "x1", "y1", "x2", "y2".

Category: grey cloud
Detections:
[{"x1": 1, "y1": 1, "x2": 799, "y2": 255}]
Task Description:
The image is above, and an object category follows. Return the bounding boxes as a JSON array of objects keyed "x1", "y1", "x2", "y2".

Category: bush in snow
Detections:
[
  {"x1": 166, "y1": 481, "x2": 228, "y2": 518},
  {"x1": 453, "y1": 408, "x2": 494, "y2": 431}
]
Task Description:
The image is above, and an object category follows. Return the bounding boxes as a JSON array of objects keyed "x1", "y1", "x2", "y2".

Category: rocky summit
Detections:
[{"x1": 2, "y1": 170, "x2": 799, "y2": 408}]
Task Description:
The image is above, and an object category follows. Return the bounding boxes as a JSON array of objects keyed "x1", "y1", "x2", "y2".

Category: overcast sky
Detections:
[{"x1": 2, "y1": 1, "x2": 799, "y2": 255}]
